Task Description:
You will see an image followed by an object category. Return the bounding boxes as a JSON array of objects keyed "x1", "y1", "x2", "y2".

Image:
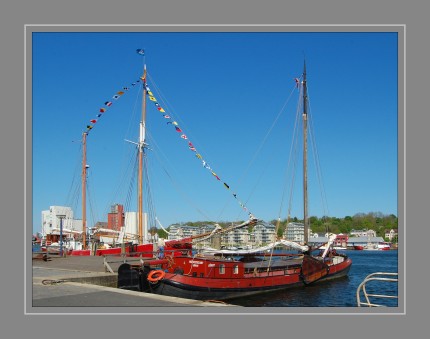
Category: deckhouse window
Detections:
[
  {"x1": 233, "y1": 265, "x2": 239, "y2": 274},
  {"x1": 219, "y1": 264, "x2": 225, "y2": 274}
]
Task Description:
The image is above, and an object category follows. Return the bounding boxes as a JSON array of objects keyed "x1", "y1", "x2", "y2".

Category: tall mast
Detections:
[
  {"x1": 302, "y1": 61, "x2": 309, "y2": 244},
  {"x1": 138, "y1": 64, "x2": 147, "y2": 244},
  {"x1": 81, "y1": 132, "x2": 87, "y2": 249}
]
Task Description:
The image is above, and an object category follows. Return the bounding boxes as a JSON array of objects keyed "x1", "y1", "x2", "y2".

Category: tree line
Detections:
[
  {"x1": 157, "y1": 212, "x2": 398, "y2": 241},
  {"x1": 271, "y1": 212, "x2": 398, "y2": 239}
]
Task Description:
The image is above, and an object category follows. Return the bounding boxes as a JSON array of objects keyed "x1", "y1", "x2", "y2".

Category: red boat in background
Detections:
[
  {"x1": 378, "y1": 242, "x2": 391, "y2": 250},
  {"x1": 69, "y1": 243, "x2": 154, "y2": 257}
]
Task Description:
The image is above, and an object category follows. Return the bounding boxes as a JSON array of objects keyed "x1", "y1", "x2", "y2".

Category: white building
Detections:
[
  {"x1": 41, "y1": 206, "x2": 83, "y2": 237},
  {"x1": 250, "y1": 222, "x2": 276, "y2": 245},
  {"x1": 221, "y1": 227, "x2": 250, "y2": 246},
  {"x1": 384, "y1": 229, "x2": 398, "y2": 241},
  {"x1": 283, "y1": 222, "x2": 305, "y2": 243},
  {"x1": 350, "y1": 229, "x2": 376, "y2": 238},
  {"x1": 166, "y1": 224, "x2": 216, "y2": 248}
]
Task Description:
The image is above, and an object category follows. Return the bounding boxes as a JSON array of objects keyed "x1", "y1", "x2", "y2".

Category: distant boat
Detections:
[
  {"x1": 363, "y1": 242, "x2": 391, "y2": 251},
  {"x1": 319, "y1": 244, "x2": 347, "y2": 250},
  {"x1": 354, "y1": 245, "x2": 364, "y2": 250},
  {"x1": 117, "y1": 58, "x2": 352, "y2": 301}
]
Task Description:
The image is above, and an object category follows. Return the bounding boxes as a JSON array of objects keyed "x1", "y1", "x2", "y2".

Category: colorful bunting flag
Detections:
[
  {"x1": 145, "y1": 80, "x2": 254, "y2": 218},
  {"x1": 136, "y1": 49, "x2": 145, "y2": 55},
  {"x1": 83, "y1": 76, "x2": 143, "y2": 134}
]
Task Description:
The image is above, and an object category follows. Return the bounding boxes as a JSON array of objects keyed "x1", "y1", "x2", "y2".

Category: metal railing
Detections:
[{"x1": 356, "y1": 272, "x2": 398, "y2": 307}]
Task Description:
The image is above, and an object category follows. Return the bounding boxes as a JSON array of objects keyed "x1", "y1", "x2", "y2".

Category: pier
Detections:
[{"x1": 31, "y1": 254, "x2": 235, "y2": 308}]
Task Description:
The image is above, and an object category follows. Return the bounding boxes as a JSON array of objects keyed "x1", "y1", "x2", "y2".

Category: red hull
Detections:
[
  {"x1": 118, "y1": 251, "x2": 352, "y2": 301},
  {"x1": 69, "y1": 243, "x2": 154, "y2": 257},
  {"x1": 354, "y1": 245, "x2": 364, "y2": 250},
  {"x1": 152, "y1": 257, "x2": 351, "y2": 300}
]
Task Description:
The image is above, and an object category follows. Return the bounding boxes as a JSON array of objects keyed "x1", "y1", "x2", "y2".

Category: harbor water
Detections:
[{"x1": 227, "y1": 250, "x2": 399, "y2": 307}]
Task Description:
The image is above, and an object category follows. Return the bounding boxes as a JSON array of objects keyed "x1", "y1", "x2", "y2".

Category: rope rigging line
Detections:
[
  {"x1": 144, "y1": 74, "x2": 255, "y2": 221},
  {"x1": 307, "y1": 92, "x2": 330, "y2": 217},
  {"x1": 82, "y1": 75, "x2": 145, "y2": 135},
  {"x1": 224, "y1": 80, "x2": 301, "y2": 222},
  {"x1": 147, "y1": 72, "x2": 203, "y2": 152},
  {"x1": 83, "y1": 48, "x2": 145, "y2": 136},
  {"x1": 143, "y1": 127, "x2": 213, "y2": 222},
  {"x1": 143, "y1": 156, "x2": 158, "y2": 232},
  {"x1": 212, "y1": 81, "x2": 300, "y2": 222},
  {"x1": 146, "y1": 71, "x2": 219, "y2": 181},
  {"x1": 143, "y1": 75, "x2": 217, "y2": 223},
  {"x1": 65, "y1": 142, "x2": 84, "y2": 214},
  {"x1": 124, "y1": 152, "x2": 138, "y2": 213},
  {"x1": 282, "y1": 82, "x2": 303, "y2": 224},
  {"x1": 86, "y1": 176, "x2": 99, "y2": 231}
]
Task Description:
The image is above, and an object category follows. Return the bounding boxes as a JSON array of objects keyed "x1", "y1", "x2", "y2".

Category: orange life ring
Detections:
[{"x1": 147, "y1": 270, "x2": 166, "y2": 283}]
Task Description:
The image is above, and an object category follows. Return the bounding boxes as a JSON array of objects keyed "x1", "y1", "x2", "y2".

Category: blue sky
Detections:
[{"x1": 31, "y1": 31, "x2": 398, "y2": 234}]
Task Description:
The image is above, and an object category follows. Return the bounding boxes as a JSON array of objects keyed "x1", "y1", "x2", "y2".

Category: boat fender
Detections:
[{"x1": 147, "y1": 269, "x2": 166, "y2": 283}]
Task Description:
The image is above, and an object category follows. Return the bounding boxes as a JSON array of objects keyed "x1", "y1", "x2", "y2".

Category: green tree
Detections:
[{"x1": 157, "y1": 228, "x2": 168, "y2": 239}]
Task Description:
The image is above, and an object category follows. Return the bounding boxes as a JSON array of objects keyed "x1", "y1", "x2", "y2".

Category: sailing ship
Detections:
[
  {"x1": 115, "y1": 57, "x2": 352, "y2": 301},
  {"x1": 66, "y1": 55, "x2": 155, "y2": 258}
]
